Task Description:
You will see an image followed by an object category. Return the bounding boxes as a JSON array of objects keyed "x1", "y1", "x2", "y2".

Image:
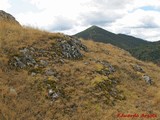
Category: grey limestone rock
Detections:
[
  {"x1": 48, "y1": 89, "x2": 59, "y2": 101},
  {"x1": 142, "y1": 75, "x2": 153, "y2": 85},
  {"x1": 10, "y1": 48, "x2": 36, "y2": 68},
  {"x1": 56, "y1": 37, "x2": 88, "y2": 59}
]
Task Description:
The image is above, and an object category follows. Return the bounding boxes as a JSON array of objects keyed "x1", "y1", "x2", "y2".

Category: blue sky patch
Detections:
[{"x1": 140, "y1": 6, "x2": 157, "y2": 11}]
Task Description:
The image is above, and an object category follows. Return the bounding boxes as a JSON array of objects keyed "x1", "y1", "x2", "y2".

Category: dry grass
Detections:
[
  {"x1": 0, "y1": 21, "x2": 63, "y2": 54},
  {"x1": 0, "y1": 22, "x2": 160, "y2": 120}
]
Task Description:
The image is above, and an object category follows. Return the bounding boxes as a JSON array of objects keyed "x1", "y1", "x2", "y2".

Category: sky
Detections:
[{"x1": 0, "y1": 0, "x2": 160, "y2": 41}]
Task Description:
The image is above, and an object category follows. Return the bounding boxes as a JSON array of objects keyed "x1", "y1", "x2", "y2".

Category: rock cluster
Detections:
[
  {"x1": 9, "y1": 36, "x2": 88, "y2": 70},
  {"x1": 133, "y1": 64, "x2": 153, "y2": 85},
  {"x1": 8, "y1": 36, "x2": 88, "y2": 102},
  {"x1": 55, "y1": 37, "x2": 88, "y2": 59},
  {"x1": 9, "y1": 47, "x2": 36, "y2": 69},
  {"x1": 44, "y1": 78, "x2": 65, "y2": 101},
  {"x1": 96, "y1": 60, "x2": 116, "y2": 76}
]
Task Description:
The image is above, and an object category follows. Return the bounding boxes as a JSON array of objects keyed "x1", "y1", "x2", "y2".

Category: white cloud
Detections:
[
  {"x1": 15, "y1": 0, "x2": 92, "y2": 29},
  {"x1": 1, "y1": 0, "x2": 160, "y2": 41},
  {"x1": 48, "y1": 16, "x2": 75, "y2": 31},
  {"x1": 105, "y1": 9, "x2": 160, "y2": 41},
  {"x1": 0, "y1": 0, "x2": 11, "y2": 11}
]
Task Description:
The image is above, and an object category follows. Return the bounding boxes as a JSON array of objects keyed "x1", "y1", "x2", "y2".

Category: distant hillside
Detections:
[
  {"x1": 74, "y1": 25, "x2": 160, "y2": 65},
  {"x1": 74, "y1": 25, "x2": 149, "y2": 50},
  {"x1": 130, "y1": 42, "x2": 160, "y2": 66}
]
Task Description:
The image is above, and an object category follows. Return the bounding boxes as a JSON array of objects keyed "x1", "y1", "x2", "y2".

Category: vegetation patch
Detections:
[{"x1": 90, "y1": 78, "x2": 125, "y2": 106}]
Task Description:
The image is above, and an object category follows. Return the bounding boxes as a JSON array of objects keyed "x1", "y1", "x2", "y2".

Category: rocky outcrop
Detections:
[
  {"x1": 0, "y1": 10, "x2": 20, "y2": 24},
  {"x1": 8, "y1": 36, "x2": 88, "y2": 103},
  {"x1": 9, "y1": 36, "x2": 88, "y2": 70},
  {"x1": 54, "y1": 36, "x2": 88, "y2": 59},
  {"x1": 9, "y1": 47, "x2": 36, "y2": 69}
]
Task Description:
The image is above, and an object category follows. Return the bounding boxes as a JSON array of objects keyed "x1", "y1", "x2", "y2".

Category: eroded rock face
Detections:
[{"x1": 0, "y1": 10, "x2": 20, "y2": 24}]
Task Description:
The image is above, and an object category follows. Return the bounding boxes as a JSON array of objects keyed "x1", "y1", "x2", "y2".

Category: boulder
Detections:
[
  {"x1": 9, "y1": 87, "x2": 17, "y2": 97},
  {"x1": 133, "y1": 64, "x2": 145, "y2": 73},
  {"x1": 142, "y1": 75, "x2": 153, "y2": 85},
  {"x1": 48, "y1": 89, "x2": 59, "y2": 101},
  {"x1": 45, "y1": 69, "x2": 55, "y2": 76}
]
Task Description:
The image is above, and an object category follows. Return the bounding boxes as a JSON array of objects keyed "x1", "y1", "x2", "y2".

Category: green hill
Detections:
[
  {"x1": 130, "y1": 42, "x2": 160, "y2": 66},
  {"x1": 74, "y1": 25, "x2": 160, "y2": 65},
  {"x1": 74, "y1": 25, "x2": 149, "y2": 50}
]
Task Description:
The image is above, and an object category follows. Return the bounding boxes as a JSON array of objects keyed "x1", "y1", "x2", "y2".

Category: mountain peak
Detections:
[
  {"x1": 75, "y1": 26, "x2": 160, "y2": 66},
  {"x1": 90, "y1": 25, "x2": 100, "y2": 29},
  {"x1": 74, "y1": 25, "x2": 148, "y2": 51},
  {"x1": 88, "y1": 25, "x2": 107, "y2": 31}
]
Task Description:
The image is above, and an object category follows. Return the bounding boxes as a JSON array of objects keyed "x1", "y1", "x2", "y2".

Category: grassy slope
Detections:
[{"x1": 0, "y1": 22, "x2": 160, "y2": 120}]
